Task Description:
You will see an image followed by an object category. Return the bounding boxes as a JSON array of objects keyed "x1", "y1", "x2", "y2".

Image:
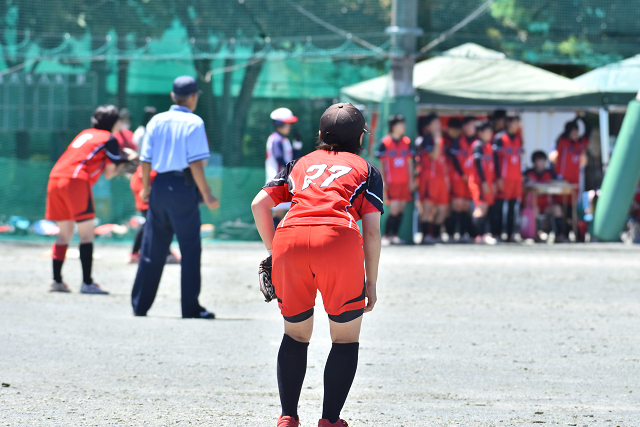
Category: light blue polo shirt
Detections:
[{"x1": 139, "y1": 105, "x2": 210, "y2": 173}]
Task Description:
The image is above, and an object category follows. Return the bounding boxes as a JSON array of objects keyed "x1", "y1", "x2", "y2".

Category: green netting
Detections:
[{"x1": 1, "y1": 0, "x2": 639, "y2": 240}]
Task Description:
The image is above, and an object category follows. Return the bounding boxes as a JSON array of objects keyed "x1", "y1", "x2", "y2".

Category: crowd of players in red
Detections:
[{"x1": 376, "y1": 111, "x2": 592, "y2": 245}]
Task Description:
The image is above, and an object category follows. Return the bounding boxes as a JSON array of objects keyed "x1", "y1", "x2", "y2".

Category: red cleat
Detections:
[
  {"x1": 318, "y1": 419, "x2": 349, "y2": 427},
  {"x1": 277, "y1": 415, "x2": 300, "y2": 427}
]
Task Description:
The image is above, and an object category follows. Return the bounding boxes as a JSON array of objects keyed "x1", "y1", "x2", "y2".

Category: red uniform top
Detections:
[
  {"x1": 470, "y1": 140, "x2": 496, "y2": 184},
  {"x1": 493, "y1": 131, "x2": 523, "y2": 181},
  {"x1": 554, "y1": 137, "x2": 586, "y2": 184},
  {"x1": 49, "y1": 129, "x2": 122, "y2": 186},
  {"x1": 445, "y1": 134, "x2": 473, "y2": 178},
  {"x1": 523, "y1": 167, "x2": 559, "y2": 209},
  {"x1": 375, "y1": 135, "x2": 412, "y2": 184},
  {"x1": 416, "y1": 134, "x2": 447, "y2": 180},
  {"x1": 263, "y1": 150, "x2": 384, "y2": 232},
  {"x1": 130, "y1": 165, "x2": 158, "y2": 211},
  {"x1": 113, "y1": 129, "x2": 137, "y2": 151}
]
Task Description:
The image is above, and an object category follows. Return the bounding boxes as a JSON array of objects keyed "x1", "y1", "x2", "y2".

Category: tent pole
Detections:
[
  {"x1": 385, "y1": 0, "x2": 420, "y2": 242},
  {"x1": 599, "y1": 107, "x2": 610, "y2": 168}
]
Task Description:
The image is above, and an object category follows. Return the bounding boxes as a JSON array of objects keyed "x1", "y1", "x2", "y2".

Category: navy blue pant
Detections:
[{"x1": 131, "y1": 171, "x2": 203, "y2": 317}]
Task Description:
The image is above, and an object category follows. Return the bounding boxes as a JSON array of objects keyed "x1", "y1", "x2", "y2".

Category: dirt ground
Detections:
[{"x1": 1, "y1": 240, "x2": 639, "y2": 426}]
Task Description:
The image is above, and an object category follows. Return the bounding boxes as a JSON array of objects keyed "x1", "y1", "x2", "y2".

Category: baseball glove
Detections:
[{"x1": 258, "y1": 255, "x2": 277, "y2": 303}]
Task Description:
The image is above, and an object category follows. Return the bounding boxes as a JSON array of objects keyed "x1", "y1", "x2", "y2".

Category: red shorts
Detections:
[
  {"x1": 272, "y1": 225, "x2": 366, "y2": 323},
  {"x1": 385, "y1": 182, "x2": 412, "y2": 202},
  {"x1": 45, "y1": 177, "x2": 95, "y2": 222},
  {"x1": 418, "y1": 177, "x2": 449, "y2": 205},
  {"x1": 130, "y1": 167, "x2": 157, "y2": 211},
  {"x1": 469, "y1": 180, "x2": 495, "y2": 206},
  {"x1": 450, "y1": 174, "x2": 471, "y2": 199},
  {"x1": 497, "y1": 178, "x2": 522, "y2": 200}
]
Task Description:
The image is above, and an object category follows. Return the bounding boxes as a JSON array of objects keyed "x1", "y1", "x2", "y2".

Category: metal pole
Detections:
[{"x1": 385, "y1": 0, "x2": 422, "y2": 242}]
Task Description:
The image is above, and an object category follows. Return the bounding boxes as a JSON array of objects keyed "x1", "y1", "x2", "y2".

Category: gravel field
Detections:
[{"x1": 1, "y1": 241, "x2": 639, "y2": 427}]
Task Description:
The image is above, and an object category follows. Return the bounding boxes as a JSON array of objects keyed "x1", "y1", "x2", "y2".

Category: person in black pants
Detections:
[{"x1": 131, "y1": 76, "x2": 220, "y2": 319}]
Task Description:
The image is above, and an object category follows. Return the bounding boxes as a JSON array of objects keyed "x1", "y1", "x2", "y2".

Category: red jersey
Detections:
[
  {"x1": 524, "y1": 167, "x2": 559, "y2": 210},
  {"x1": 113, "y1": 129, "x2": 137, "y2": 151},
  {"x1": 263, "y1": 150, "x2": 384, "y2": 232},
  {"x1": 416, "y1": 134, "x2": 447, "y2": 180},
  {"x1": 49, "y1": 129, "x2": 122, "y2": 186},
  {"x1": 445, "y1": 134, "x2": 473, "y2": 178},
  {"x1": 554, "y1": 137, "x2": 586, "y2": 184},
  {"x1": 130, "y1": 165, "x2": 158, "y2": 211},
  {"x1": 493, "y1": 131, "x2": 522, "y2": 181},
  {"x1": 375, "y1": 135, "x2": 412, "y2": 184},
  {"x1": 470, "y1": 140, "x2": 496, "y2": 184}
]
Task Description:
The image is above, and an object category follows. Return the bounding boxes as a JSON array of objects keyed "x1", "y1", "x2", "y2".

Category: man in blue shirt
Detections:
[{"x1": 131, "y1": 76, "x2": 220, "y2": 319}]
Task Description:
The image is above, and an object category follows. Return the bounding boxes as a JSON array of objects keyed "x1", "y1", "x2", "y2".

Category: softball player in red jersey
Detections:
[
  {"x1": 492, "y1": 112, "x2": 523, "y2": 241},
  {"x1": 252, "y1": 103, "x2": 382, "y2": 427},
  {"x1": 416, "y1": 114, "x2": 449, "y2": 243},
  {"x1": 45, "y1": 105, "x2": 125, "y2": 294},
  {"x1": 375, "y1": 114, "x2": 413, "y2": 243},
  {"x1": 468, "y1": 122, "x2": 498, "y2": 244},
  {"x1": 445, "y1": 117, "x2": 475, "y2": 241},
  {"x1": 549, "y1": 115, "x2": 590, "y2": 200}
]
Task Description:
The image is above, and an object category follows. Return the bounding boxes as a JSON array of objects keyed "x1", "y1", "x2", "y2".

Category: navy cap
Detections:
[
  {"x1": 319, "y1": 103, "x2": 369, "y2": 144},
  {"x1": 173, "y1": 76, "x2": 201, "y2": 96}
]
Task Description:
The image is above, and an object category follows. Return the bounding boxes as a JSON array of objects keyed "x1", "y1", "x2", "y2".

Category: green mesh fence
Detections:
[{"x1": 0, "y1": 0, "x2": 638, "y2": 240}]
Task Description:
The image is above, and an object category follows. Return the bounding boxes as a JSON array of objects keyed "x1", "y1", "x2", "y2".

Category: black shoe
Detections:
[
  {"x1": 183, "y1": 310, "x2": 215, "y2": 319},
  {"x1": 133, "y1": 311, "x2": 147, "y2": 317}
]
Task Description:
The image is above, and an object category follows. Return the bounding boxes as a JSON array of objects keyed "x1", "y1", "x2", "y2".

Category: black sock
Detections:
[
  {"x1": 322, "y1": 342, "x2": 359, "y2": 423},
  {"x1": 385, "y1": 215, "x2": 395, "y2": 236},
  {"x1": 554, "y1": 217, "x2": 564, "y2": 235},
  {"x1": 431, "y1": 222, "x2": 441, "y2": 238},
  {"x1": 394, "y1": 213, "x2": 404, "y2": 236},
  {"x1": 491, "y1": 200, "x2": 504, "y2": 236},
  {"x1": 458, "y1": 212, "x2": 469, "y2": 236},
  {"x1": 472, "y1": 216, "x2": 486, "y2": 236},
  {"x1": 445, "y1": 213, "x2": 455, "y2": 235},
  {"x1": 463, "y1": 213, "x2": 473, "y2": 237},
  {"x1": 79, "y1": 243, "x2": 93, "y2": 284},
  {"x1": 277, "y1": 334, "x2": 309, "y2": 418},
  {"x1": 53, "y1": 260, "x2": 63, "y2": 283},
  {"x1": 506, "y1": 199, "x2": 516, "y2": 237},
  {"x1": 420, "y1": 221, "x2": 430, "y2": 236}
]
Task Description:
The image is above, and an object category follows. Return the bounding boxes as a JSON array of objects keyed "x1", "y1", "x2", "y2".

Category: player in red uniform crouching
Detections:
[
  {"x1": 468, "y1": 122, "x2": 498, "y2": 244},
  {"x1": 45, "y1": 105, "x2": 126, "y2": 293},
  {"x1": 523, "y1": 151, "x2": 565, "y2": 241},
  {"x1": 251, "y1": 103, "x2": 382, "y2": 427}
]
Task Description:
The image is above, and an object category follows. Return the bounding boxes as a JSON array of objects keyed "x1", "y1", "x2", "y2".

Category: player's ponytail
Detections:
[{"x1": 316, "y1": 133, "x2": 363, "y2": 155}]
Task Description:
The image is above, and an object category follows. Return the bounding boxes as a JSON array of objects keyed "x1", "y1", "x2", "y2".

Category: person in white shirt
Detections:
[{"x1": 266, "y1": 108, "x2": 301, "y2": 227}]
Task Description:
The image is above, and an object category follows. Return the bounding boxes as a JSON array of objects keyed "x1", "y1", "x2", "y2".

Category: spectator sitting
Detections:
[{"x1": 523, "y1": 150, "x2": 565, "y2": 242}]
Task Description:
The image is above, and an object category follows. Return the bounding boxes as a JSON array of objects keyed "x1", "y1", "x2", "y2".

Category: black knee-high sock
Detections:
[
  {"x1": 459, "y1": 212, "x2": 470, "y2": 236},
  {"x1": 322, "y1": 342, "x2": 359, "y2": 423},
  {"x1": 463, "y1": 212, "x2": 474, "y2": 237},
  {"x1": 53, "y1": 260, "x2": 63, "y2": 282},
  {"x1": 553, "y1": 217, "x2": 564, "y2": 235},
  {"x1": 472, "y1": 216, "x2": 486, "y2": 236},
  {"x1": 277, "y1": 334, "x2": 309, "y2": 418},
  {"x1": 445, "y1": 213, "x2": 455, "y2": 235},
  {"x1": 79, "y1": 243, "x2": 93, "y2": 284},
  {"x1": 420, "y1": 221, "x2": 431, "y2": 236},
  {"x1": 394, "y1": 213, "x2": 404, "y2": 236},
  {"x1": 431, "y1": 222, "x2": 441, "y2": 237},
  {"x1": 491, "y1": 200, "x2": 504, "y2": 236},
  {"x1": 506, "y1": 199, "x2": 516, "y2": 237},
  {"x1": 385, "y1": 215, "x2": 395, "y2": 236}
]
